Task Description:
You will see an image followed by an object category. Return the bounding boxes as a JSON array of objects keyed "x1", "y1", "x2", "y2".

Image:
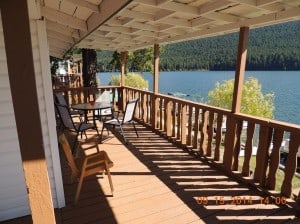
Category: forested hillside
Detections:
[{"x1": 97, "y1": 21, "x2": 300, "y2": 71}]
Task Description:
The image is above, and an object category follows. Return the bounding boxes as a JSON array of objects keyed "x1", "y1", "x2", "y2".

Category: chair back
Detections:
[
  {"x1": 123, "y1": 99, "x2": 138, "y2": 123},
  {"x1": 59, "y1": 134, "x2": 80, "y2": 177},
  {"x1": 95, "y1": 90, "x2": 112, "y2": 116},
  {"x1": 55, "y1": 103, "x2": 74, "y2": 130},
  {"x1": 54, "y1": 92, "x2": 68, "y2": 106},
  {"x1": 96, "y1": 90, "x2": 111, "y2": 103}
]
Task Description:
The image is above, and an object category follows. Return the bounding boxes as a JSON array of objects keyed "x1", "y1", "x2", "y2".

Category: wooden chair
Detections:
[{"x1": 58, "y1": 133, "x2": 114, "y2": 204}]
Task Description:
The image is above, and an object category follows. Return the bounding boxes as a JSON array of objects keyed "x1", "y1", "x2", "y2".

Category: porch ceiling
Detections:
[{"x1": 42, "y1": 0, "x2": 300, "y2": 58}]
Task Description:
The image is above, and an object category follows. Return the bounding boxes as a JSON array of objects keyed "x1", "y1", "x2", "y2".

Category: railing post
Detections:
[
  {"x1": 121, "y1": 51, "x2": 128, "y2": 111},
  {"x1": 151, "y1": 44, "x2": 160, "y2": 129}
]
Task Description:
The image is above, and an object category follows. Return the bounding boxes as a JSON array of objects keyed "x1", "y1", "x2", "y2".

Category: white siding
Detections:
[
  {"x1": 0, "y1": 12, "x2": 30, "y2": 221},
  {"x1": 0, "y1": 2, "x2": 65, "y2": 221}
]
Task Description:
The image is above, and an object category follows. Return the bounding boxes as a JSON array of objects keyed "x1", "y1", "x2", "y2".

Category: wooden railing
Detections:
[
  {"x1": 53, "y1": 86, "x2": 121, "y2": 111},
  {"x1": 54, "y1": 86, "x2": 300, "y2": 200},
  {"x1": 122, "y1": 86, "x2": 300, "y2": 199}
]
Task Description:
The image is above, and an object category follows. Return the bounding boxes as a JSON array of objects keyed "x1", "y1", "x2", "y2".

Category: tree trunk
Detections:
[{"x1": 82, "y1": 48, "x2": 97, "y2": 87}]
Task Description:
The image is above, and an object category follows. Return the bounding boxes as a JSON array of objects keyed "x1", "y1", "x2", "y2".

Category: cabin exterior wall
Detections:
[{"x1": 0, "y1": 2, "x2": 65, "y2": 221}]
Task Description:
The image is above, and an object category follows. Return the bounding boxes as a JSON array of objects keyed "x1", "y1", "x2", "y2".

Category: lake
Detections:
[{"x1": 98, "y1": 71, "x2": 300, "y2": 125}]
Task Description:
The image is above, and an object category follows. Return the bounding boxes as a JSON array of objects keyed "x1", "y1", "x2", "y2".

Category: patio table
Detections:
[{"x1": 71, "y1": 102, "x2": 112, "y2": 128}]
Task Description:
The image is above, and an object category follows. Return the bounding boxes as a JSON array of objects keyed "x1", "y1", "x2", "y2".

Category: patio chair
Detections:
[
  {"x1": 94, "y1": 90, "x2": 113, "y2": 121},
  {"x1": 55, "y1": 102, "x2": 100, "y2": 153},
  {"x1": 101, "y1": 99, "x2": 139, "y2": 143},
  {"x1": 58, "y1": 133, "x2": 113, "y2": 204},
  {"x1": 54, "y1": 92, "x2": 84, "y2": 118}
]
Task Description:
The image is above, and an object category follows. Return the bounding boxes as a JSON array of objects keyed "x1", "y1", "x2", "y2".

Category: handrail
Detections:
[{"x1": 121, "y1": 86, "x2": 300, "y2": 200}]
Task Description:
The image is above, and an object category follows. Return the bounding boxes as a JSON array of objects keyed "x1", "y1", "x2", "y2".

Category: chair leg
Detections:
[
  {"x1": 74, "y1": 174, "x2": 84, "y2": 204},
  {"x1": 119, "y1": 125, "x2": 127, "y2": 143},
  {"x1": 132, "y1": 122, "x2": 139, "y2": 137},
  {"x1": 106, "y1": 168, "x2": 114, "y2": 195},
  {"x1": 72, "y1": 132, "x2": 80, "y2": 154}
]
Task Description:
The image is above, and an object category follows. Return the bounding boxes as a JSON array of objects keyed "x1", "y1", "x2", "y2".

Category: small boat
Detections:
[{"x1": 167, "y1": 92, "x2": 190, "y2": 97}]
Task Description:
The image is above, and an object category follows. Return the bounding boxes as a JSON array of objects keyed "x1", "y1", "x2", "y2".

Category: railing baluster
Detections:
[
  {"x1": 206, "y1": 112, "x2": 214, "y2": 157},
  {"x1": 214, "y1": 113, "x2": 223, "y2": 161},
  {"x1": 172, "y1": 102, "x2": 177, "y2": 138},
  {"x1": 232, "y1": 120, "x2": 243, "y2": 171},
  {"x1": 177, "y1": 103, "x2": 182, "y2": 141},
  {"x1": 187, "y1": 105, "x2": 193, "y2": 146},
  {"x1": 281, "y1": 131, "x2": 300, "y2": 197},
  {"x1": 254, "y1": 125, "x2": 273, "y2": 186},
  {"x1": 193, "y1": 106, "x2": 200, "y2": 150},
  {"x1": 166, "y1": 100, "x2": 172, "y2": 136},
  {"x1": 223, "y1": 115, "x2": 237, "y2": 171},
  {"x1": 159, "y1": 98, "x2": 164, "y2": 131},
  {"x1": 200, "y1": 109, "x2": 208, "y2": 156},
  {"x1": 181, "y1": 104, "x2": 187, "y2": 145},
  {"x1": 242, "y1": 122, "x2": 255, "y2": 176},
  {"x1": 267, "y1": 129, "x2": 284, "y2": 190}
]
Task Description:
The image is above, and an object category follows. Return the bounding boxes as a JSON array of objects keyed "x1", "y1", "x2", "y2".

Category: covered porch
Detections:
[
  {"x1": 5, "y1": 118, "x2": 300, "y2": 223},
  {"x1": 1, "y1": 0, "x2": 300, "y2": 223}
]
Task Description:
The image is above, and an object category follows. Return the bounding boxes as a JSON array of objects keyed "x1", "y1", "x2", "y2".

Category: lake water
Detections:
[{"x1": 98, "y1": 71, "x2": 300, "y2": 125}]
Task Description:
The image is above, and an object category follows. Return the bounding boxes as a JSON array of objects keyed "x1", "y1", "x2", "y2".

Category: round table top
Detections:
[{"x1": 71, "y1": 102, "x2": 112, "y2": 110}]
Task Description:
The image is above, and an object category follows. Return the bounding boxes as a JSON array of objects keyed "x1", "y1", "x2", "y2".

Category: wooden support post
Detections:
[
  {"x1": 121, "y1": 51, "x2": 128, "y2": 111},
  {"x1": 224, "y1": 27, "x2": 249, "y2": 171},
  {"x1": 153, "y1": 44, "x2": 159, "y2": 94},
  {"x1": 232, "y1": 27, "x2": 249, "y2": 113},
  {"x1": 152, "y1": 44, "x2": 160, "y2": 128},
  {"x1": 0, "y1": 1, "x2": 56, "y2": 223}
]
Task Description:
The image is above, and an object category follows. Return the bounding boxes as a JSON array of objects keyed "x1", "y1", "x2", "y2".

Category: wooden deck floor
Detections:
[{"x1": 3, "y1": 123, "x2": 300, "y2": 224}]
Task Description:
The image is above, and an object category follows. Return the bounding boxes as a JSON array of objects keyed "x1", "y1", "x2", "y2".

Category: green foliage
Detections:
[
  {"x1": 207, "y1": 77, "x2": 274, "y2": 118},
  {"x1": 159, "y1": 21, "x2": 300, "y2": 71},
  {"x1": 108, "y1": 75, "x2": 121, "y2": 86},
  {"x1": 109, "y1": 73, "x2": 148, "y2": 90},
  {"x1": 97, "y1": 21, "x2": 300, "y2": 71},
  {"x1": 128, "y1": 48, "x2": 154, "y2": 72}
]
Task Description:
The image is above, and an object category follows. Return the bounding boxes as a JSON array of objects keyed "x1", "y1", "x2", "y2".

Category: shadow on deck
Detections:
[
  {"x1": 59, "y1": 122, "x2": 300, "y2": 224},
  {"x1": 3, "y1": 123, "x2": 300, "y2": 224}
]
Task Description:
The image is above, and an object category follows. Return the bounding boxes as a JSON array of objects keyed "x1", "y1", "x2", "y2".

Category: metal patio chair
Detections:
[
  {"x1": 54, "y1": 92, "x2": 84, "y2": 118},
  {"x1": 55, "y1": 102, "x2": 100, "y2": 153},
  {"x1": 101, "y1": 99, "x2": 139, "y2": 143}
]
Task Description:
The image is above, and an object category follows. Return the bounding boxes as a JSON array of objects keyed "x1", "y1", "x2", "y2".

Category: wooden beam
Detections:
[
  {"x1": 151, "y1": 44, "x2": 160, "y2": 128},
  {"x1": 0, "y1": 0, "x2": 56, "y2": 223},
  {"x1": 41, "y1": 6, "x2": 87, "y2": 31},
  {"x1": 121, "y1": 51, "x2": 128, "y2": 110},
  {"x1": 153, "y1": 44, "x2": 159, "y2": 94},
  {"x1": 120, "y1": 51, "x2": 128, "y2": 86},
  {"x1": 231, "y1": 26, "x2": 249, "y2": 113},
  {"x1": 65, "y1": 0, "x2": 100, "y2": 12},
  {"x1": 86, "y1": 0, "x2": 130, "y2": 35}
]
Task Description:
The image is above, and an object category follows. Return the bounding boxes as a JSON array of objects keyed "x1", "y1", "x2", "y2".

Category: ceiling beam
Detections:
[
  {"x1": 120, "y1": 8, "x2": 155, "y2": 21},
  {"x1": 42, "y1": 6, "x2": 87, "y2": 31},
  {"x1": 198, "y1": 0, "x2": 236, "y2": 15},
  {"x1": 47, "y1": 30, "x2": 75, "y2": 44},
  {"x1": 205, "y1": 12, "x2": 241, "y2": 23},
  {"x1": 86, "y1": 0, "x2": 130, "y2": 34},
  {"x1": 64, "y1": 0, "x2": 100, "y2": 12}
]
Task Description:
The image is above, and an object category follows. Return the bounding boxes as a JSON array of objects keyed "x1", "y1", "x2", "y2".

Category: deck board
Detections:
[{"x1": 2, "y1": 123, "x2": 300, "y2": 224}]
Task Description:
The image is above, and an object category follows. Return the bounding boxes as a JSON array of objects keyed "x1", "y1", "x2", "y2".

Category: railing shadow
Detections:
[{"x1": 108, "y1": 123, "x2": 300, "y2": 223}]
